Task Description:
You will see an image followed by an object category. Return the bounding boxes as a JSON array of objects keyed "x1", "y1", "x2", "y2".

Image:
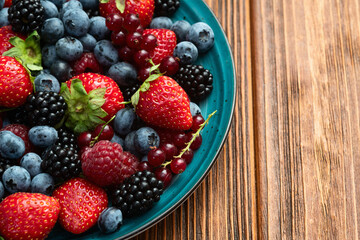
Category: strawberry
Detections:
[
  {"x1": 100, "y1": 0, "x2": 154, "y2": 27},
  {"x1": 0, "y1": 192, "x2": 60, "y2": 240},
  {"x1": 0, "y1": 56, "x2": 33, "y2": 108},
  {"x1": 81, "y1": 140, "x2": 140, "y2": 187},
  {"x1": 135, "y1": 75, "x2": 193, "y2": 130},
  {"x1": 4, "y1": 0, "x2": 12, "y2": 7},
  {"x1": 52, "y1": 178, "x2": 108, "y2": 234},
  {"x1": 143, "y1": 29, "x2": 177, "y2": 64},
  {"x1": 61, "y1": 73, "x2": 125, "y2": 134},
  {"x1": 0, "y1": 26, "x2": 25, "y2": 55}
]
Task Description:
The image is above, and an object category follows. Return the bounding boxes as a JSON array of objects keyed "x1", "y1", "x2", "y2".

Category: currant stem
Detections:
[
  {"x1": 161, "y1": 110, "x2": 217, "y2": 167},
  {"x1": 89, "y1": 115, "x2": 116, "y2": 147}
]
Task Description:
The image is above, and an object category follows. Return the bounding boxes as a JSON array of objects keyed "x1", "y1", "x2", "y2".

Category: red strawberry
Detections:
[
  {"x1": 143, "y1": 29, "x2": 177, "y2": 64},
  {"x1": 0, "y1": 56, "x2": 33, "y2": 108},
  {"x1": 100, "y1": 0, "x2": 154, "y2": 27},
  {"x1": 52, "y1": 178, "x2": 108, "y2": 234},
  {"x1": 0, "y1": 192, "x2": 60, "y2": 240},
  {"x1": 4, "y1": 0, "x2": 12, "y2": 7},
  {"x1": 1, "y1": 124, "x2": 35, "y2": 156},
  {"x1": 135, "y1": 76, "x2": 193, "y2": 130},
  {"x1": 81, "y1": 140, "x2": 139, "y2": 186},
  {"x1": 62, "y1": 73, "x2": 125, "y2": 134},
  {"x1": 0, "y1": 26, "x2": 25, "y2": 55}
]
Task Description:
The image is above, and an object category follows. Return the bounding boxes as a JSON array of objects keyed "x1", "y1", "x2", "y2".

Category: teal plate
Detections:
[{"x1": 48, "y1": 0, "x2": 236, "y2": 239}]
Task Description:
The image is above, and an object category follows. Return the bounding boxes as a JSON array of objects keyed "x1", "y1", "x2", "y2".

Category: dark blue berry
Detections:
[
  {"x1": 42, "y1": 44, "x2": 59, "y2": 69},
  {"x1": 0, "y1": 131, "x2": 25, "y2": 159},
  {"x1": 60, "y1": 0, "x2": 82, "y2": 19},
  {"x1": 48, "y1": 0, "x2": 66, "y2": 9},
  {"x1": 0, "y1": 8, "x2": 9, "y2": 27},
  {"x1": 50, "y1": 59, "x2": 73, "y2": 82},
  {"x1": 114, "y1": 108, "x2": 136, "y2": 136},
  {"x1": 97, "y1": 207, "x2": 123, "y2": 233},
  {"x1": 31, "y1": 173, "x2": 54, "y2": 196},
  {"x1": 29, "y1": 126, "x2": 58, "y2": 148},
  {"x1": 89, "y1": 16, "x2": 111, "y2": 41},
  {"x1": 190, "y1": 102, "x2": 202, "y2": 116},
  {"x1": 107, "y1": 62, "x2": 137, "y2": 87},
  {"x1": 40, "y1": 0, "x2": 59, "y2": 19},
  {"x1": 20, "y1": 153, "x2": 43, "y2": 177},
  {"x1": 150, "y1": 16, "x2": 173, "y2": 29},
  {"x1": 2, "y1": 166, "x2": 31, "y2": 193},
  {"x1": 186, "y1": 22, "x2": 215, "y2": 53},
  {"x1": 79, "y1": 33, "x2": 97, "y2": 52},
  {"x1": 34, "y1": 72, "x2": 61, "y2": 93},
  {"x1": 170, "y1": 20, "x2": 191, "y2": 42},
  {"x1": 111, "y1": 134, "x2": 125, "y2": 148},
  {"x1": 56, "y1": 36, "x2": 83, "y2": 62},
  {"x1": 173, "y1": 41, "x2": 198, "y2": 65},
  {"x1": 134, "y1": 127, "x2": 160, "y2": 155},
  {"x1": 62, "y1": 8, "x2": 90, "y2": 37},
  {"x1": 41, "y1": 17, "x2": 64, "y2": 44},
  {"x1": 0, "y1": 181, "x2": 4, "y2": 200},
  {"x1": 94, "y1": 40, "x2": 119, "y2": 67}
]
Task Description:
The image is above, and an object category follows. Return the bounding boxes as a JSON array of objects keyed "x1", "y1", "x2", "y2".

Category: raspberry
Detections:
[
  {"x1": 72, "y1": 53, "x2": 103, "y2": 76},
  {"x1": 1, "y1": 124, "x2": 34, "y2": 155},
  {"x1": 81, "y1": 140, "x2": 140, "y2": 187}
]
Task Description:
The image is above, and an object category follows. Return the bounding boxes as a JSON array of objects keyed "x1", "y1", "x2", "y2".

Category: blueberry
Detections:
[
  {"x1": 40, "y1": 0, "x2": 59, "y2": 19},
  {"x1": 34, "y1": 72, "x2": 61, "y2": 93},
  {"x1": 0, "y1": 8, "x2": 9, "y2": 27},
  {"x1": 79, "y1": 33, "x2": 96, "y2": 52},
  {"x1": 42, "y1": 44, "x2": 58, "y2": 69},
  {"x1": 134, "y1": 127, "x2": 160, "y2": 155},
  {"x1": 0, "y1": 0, "x2": 3, "y2": 10},
  {"x1": 94, "y1": 40, "x2": 119, "y2": 67},
  {"x1": 190, "y1": 102, "x2": 202, "y2": 116},
  {"x1": 111, "y1": 134, "x2": 124, "y2": 148},
  {"x1": 150, "y1": 17, "x2": 173, "y2": 29},
  {"x1": 31, "y1": 173, "x2": 54, "y2": 196},
  {"x1": 173, "y1": 41, "x2": 198, "y2": 65},
  {"x1": 0, "y1": 131, "x2": 25, "y2": 159},
  {"x1": 41, "y1": 18, "x2": 64, "y2": 44},
  {"x1": 186, "y1": 22, "x2": 215, "y2": 53},
  {"x1": 79, "y1": 0, "x2": 98, "y2": 10},
  {"x1": 97, "y1": 207, "x2": 123, "y2": 233},
  {"x1": 114, "y1": 108, "x2": 136, "y2": 136},
  {"x1": 88, "y1": 16, "x2": 111, "y2": 41},
  {"x1": 29, "y1": 126, "x2": 58, "y2": 148},
  {"x1": 0, "y1": 181, "x2": 4, "y2": 200},
  {"x1": 170, "y1": 20, "x2": 191, "y2": 42},
  {"x1": 60, "y1": 0, "x2": 82, "y2": 19},
  {"x1": 2, "y1": 166, "x2": 31, "y2": 193},
  {"x1": 62, "y1": 8, "x2": 90, "y2": 38},
  {"x1": 50, "y1": 59, "x2": 73, "y2": 82},
  {"x1": 124, "y1": 131, "x2": 137, "y2": 154},
  {"x1": 107, "y1": 62, "x2": 137, "y2": 87},
  {"x1": 56, "y1": 36, "x2": 83, "y2": 61},
  {"x1": 20, "y1": 153, "x2": 43, "y2": 177},
  {"x1": 48, "y1": 0, "x2": 66, "y2": 9}
]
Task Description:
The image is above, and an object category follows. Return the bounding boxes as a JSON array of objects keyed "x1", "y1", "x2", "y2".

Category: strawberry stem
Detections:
[
  {"x1": 89, "y1": 115, "x2": 116, "y2": 147},
  {"x1": 161, "y1": 110, "x2": 217, "y2": 167}
]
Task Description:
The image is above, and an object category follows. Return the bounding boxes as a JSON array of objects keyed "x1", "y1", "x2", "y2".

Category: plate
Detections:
[{"x1": 48, "y1": 0, "x2": 236, "y2": 239}]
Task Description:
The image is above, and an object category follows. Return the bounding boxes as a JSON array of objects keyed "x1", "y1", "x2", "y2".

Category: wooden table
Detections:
[{"x1": 132, "y1": 0, "x2": 360, "y2": 239}]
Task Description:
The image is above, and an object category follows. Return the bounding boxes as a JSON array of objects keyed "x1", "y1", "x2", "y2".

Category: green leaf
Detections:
[
  {"x1": 70, "y1": 79, "x2": 88, "y2": 96},
  {"x1": 88, "y1": 98, "x2": 106, "y2": 110},
  {"x1": 150, "y1": 63, "x2": 161, "y2": 74},
  {"x1": 88, "y1": 88, "x2": 106, "y2": 100},
  {"x1": 146, "y1": 73, "x2": 162, "y2": 83},
  {"x1": 27, "y1": 64, "x2": 43, "y2": 71},
  {"x1": 131, "y1": 90, "x2": 140, "y2": 107},
  {"x1": 115, "y1": 0, "x2": 126, "y2": 13},
  {"x1": 140, "y1": 82, "x2": 150, "y2": 92},
  {"x1": 99, "y1": 0, "x2": 110, "y2": 3}
]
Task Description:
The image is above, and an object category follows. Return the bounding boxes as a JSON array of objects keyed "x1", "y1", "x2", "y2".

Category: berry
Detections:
[
  {"x1": 114, "y1": 108, "x2": 136, "y2": 136},
  {"x1": 8, "y1": 0, "x2": 45, "y2": 35},
  {"x1": 52, "y1": 178, "x2": 108, "y2": 234},
  {"x1": 0, "y1": 26, "x2": 25, "y2": 55},
  {"x1": 81, "y1": 140, "x2": 140, "y2": 186},
  {"x1": 79, "y1": 0, "x2": 98, "y2": 10},
  {"x1": 173, "y1": 132, "x2": 188, "y2": 148},
  {"x1": 190, "y1": 102, "x2": 202, "y2": 116},
  {"x1": 79, "y1": 33, "x2": 97, "y2": 52},
  {"x1": 97, "y1": 207, "x2": 123, "y2": 233},
  {"x1": 56, "y1": 36, "x2": 84, "y2": 62},
  {"x1": 122, "y1": 82, "x2": 141, "y2": 101},
  {"x1": 182, "y1": 148, "x2": 194, "y2": 164},
  {"x1": 154, "y1": 167, "x2": 172, "y2": 187},
  {"x1": 41, "y1": 17, "x2": 64, "y2": 44},
  {"x1": 0, "y1": 157, "x2": 12, "y2": 179},
  {"x1": 126, "y1": 31, "x2": 143, "y2": 49},
  {"x1": 186, "y1": 22, "x2": 215, "y2": 53},
  {"x1": 48, "y1": 0, "x2": 65, "y2": 8},
  {"x1": 173, "y1": 41, "x2": 198, "y2": 65},
  {"x1": 106, "y1": 13, "x2": 124, "y2": 32},
  {"x1": 0, "y1": 192, "x2": 60, "y2": 240},
  {"x1": 154, "y1": 0, "x2": 180, "y2": 17},
  {"x1": 111, "y1": 171, "x2": 164, "y2": 217},
  {"x1": 89, "y1": 16, "x2": 111, "y2": 40},
  {"x1": 28, "y1": 126, "x2": 58, "y2": 148},
  {"x1": 123, "y1": 13, "x2": 141, "y2": 32},
  {"x1": 85, "y1": 8, "x2": 99, "y2": 18},
  {"x1": 20, "y1": 153, "x2": 42, "y2": 177},
  {"x1": 0, "y1": 182, "x2": 4, "y2": 200},
  {"x1": 118, "y1": 45, "x2": 135, "y2": 62},
  {"x1": 42, "y1": 44, "x2": 58, "y2": 68},
  {"x1": 77, "y1": 131, "x2": 93, "y2": 148},
  {"x1": 34, "y1": 72, "x2": 61, "y2": 93},
  {"x1": 147, "y1": 148, "x2": 166, "y2": 167},
  {"x1": 60, "y1": 0, "x2": 83, "y2": 19},
  {"x1": 138, "y1": 67, "x2": 151, "y2": 82},
  {"x1": 92, "y1": 123, "x2": 114, "y2": 141},
  {"x1": 0, "y1": 131, "x2": 25, "y2": 160},
  {"x1": 30, "y1": 173, "x2": 54, "y2": 196},
  {"x1": 134, "y1": 49, "x2": 150, "y2": 66},
  {"x1": 40, "y1": 0, "x2": 59, "y2": 20},
  {"x1": 72, "y1": 52, "x2": 103, "y2": 75},
  {"x1": 124, "y1": 131, "x2": 137, "y2": 154},
  {"x1": 170, "y1": 20, "x2": 191, "y2": 42},
  {"x1": 190, "y1": 134, "x2": 202, "y2": 150},
  {"x1": 50, "y1": 59, "x2": 74, "y2": 82},
  {"x1": 160, "y1": 56, "x2": 180, "y2": 76},
  {"x1": 138, "y1": 161, "x2": 152, "y2": 171},
  {"x1": 141, "y1": 34, "x2": 157, "y2": 51},
  {"x1": 107, "y1": 62, "x2": 138, "y2": 87},
  {"x1": 1, "y1": 124, "x2": 33, "y2": 156},
  {"x1": 63, "y1": 8, "x2": 90, "y2": 37},
  {"x1": 173, "y1": 64, "x2": 213, "y2": 101},
  {"x1": 41, "y1": 144, "x2": 81, "y2": 180},
  {"x1": 170, "y1": 158, "x2": 187, "y2": 174},
  {"x1": 25, "y1": 91, "x2": 67, "y2": 127},
  {"x1": 2, "y1": 166, "x2": 31, "y2": 193},
  {"x1": 0, "y1": 8, "x2": 9, "y2": 27},
  {"x1": 150, "y1": 16, "x2": 173, "y2": 29},
  {"x1": 94, "y1": 40, "x2": 119, "y2": 67},
  {"x1": 56, "y1": 127, "x2": 78, "y2": 149},
  {"x1": 191, "y1": 114, "x2": 205, "y2": 132},
  {"x1": 134, "y1": 127, "x2": 160, "y2": 155},
  {"x1": 160, "y1": 142, "x2": 177, "y2": 160},
  {"x1": 111, "y1": 30, "x2": 127, "y2": 47}
]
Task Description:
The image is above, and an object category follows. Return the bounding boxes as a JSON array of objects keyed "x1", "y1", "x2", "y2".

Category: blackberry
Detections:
[
  {"x1": 111, "y1": 171, "x2": 164, "y2": 217},
  {"x1": 8, "y1": 0, "x2": 45, "y2": 35},
  {"x1": 6, "y1": 107, "x2": 27, "y2": 125},
  {"x1": 24, "y1": 91, "x2": 67, "y2": 127},
  {"x1": 173, "y1": 64, "x2": 213, "y2": 101},
  {"x1": 154, "y1": 0, "x2": 180, "y2": 17},
  {"x1": 0, "y1": 157, "x2": 13, "y2": 179},
  {"x1": 41, "y1": 144, "x2": 81, "y2": 181},
  {"x1": 121, "y1": 83, "x2": 141, "y2": 102},
  {"x1": 56, "y1": 127, "x2": 78, "y2": 150},
  {"x1": 85, "y1": 9, "x2": 100, "y2": 18}
]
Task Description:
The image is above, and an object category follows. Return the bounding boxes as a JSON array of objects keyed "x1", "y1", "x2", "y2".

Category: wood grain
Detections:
[
  {"x1": 130, "y1": 0, "x2": 255, "y2": 239},
  {"x1": 251, "y1": 0, "x2": 360, "y2": 239}
]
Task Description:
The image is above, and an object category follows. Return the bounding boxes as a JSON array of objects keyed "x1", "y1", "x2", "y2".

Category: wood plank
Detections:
[
  {"x1": 251, "y1": 0, "x2": 360, "y2": 238},
  {"x1": 130, "y1": 0, "x2": 255, "y2": 239}
]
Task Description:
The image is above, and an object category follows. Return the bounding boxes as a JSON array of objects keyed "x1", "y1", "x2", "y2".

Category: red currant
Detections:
[
  {"x1": 154, "y1": 167, "x2": 173, "y2": 187},
  {"x1": 191, "y1": 115, "x2": 205, "y2": 132},
  {"x1": 147, "y1": 148, "x2": 166, "y2": 167},
  {"x1": 182, "y1": 149, "x2": 194, "y2": 164},
  {"x1": 126, "y1": 32, "x2": 143, "y2": 49},
  {"x1": 138, "y1": 161, "x2": 152, "y2": 171},
  {"x1": 135, "y1": 25, "x2": 144, "y2": 34},
  {"x1": 160, "y1": 143, "x2": 178, "y2": 160},
  {"x1": 170, "y1": 158, "x2": 187, "y2": 174},
  {"x1": 133, "y1": 49, "x2": 150, "y2": 66},
  {"x1": 141, "y1": 34, "x2": 157, "y2": 51},
  {"x1": 123, "y1": 13, "x2": 141, "y2": 32},
  {"x1": 138, "y1": 67, "x2": 151, "y2": 82},
  {"x1": 92, "y1": 124, "x2": 114, "y2": 141},
  {"x1": 160, "y1": 56, "x2": 180, "y2": 76},
  {"x1": 106, "y1": 13, "x2": 124, "y2": 32},
  {"x1": 118, "y1": 46, "x2": 134, "y2": 62},
  {"x1": 77, "y1": 131, "x2": 92, "y2": 148},
  {"x1": 173, "y1": 132, "x2": 188, "y2": 148},
  {"x1": 190, "y1": 134, "x2": 202, "y2": 150},
  {"x1": 111, "y1": 30, "x2": 126, "y2": 47}
]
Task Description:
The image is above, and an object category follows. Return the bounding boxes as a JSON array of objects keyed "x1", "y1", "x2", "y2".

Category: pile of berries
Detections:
[{"x1": 0, "y1": 0, "x2": 217, "y2": 239}]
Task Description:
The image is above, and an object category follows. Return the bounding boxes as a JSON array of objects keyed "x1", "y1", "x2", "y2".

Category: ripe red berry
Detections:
[
  {"x1": 154, "y1": 167, "x2": 172, "y2": 187},
  {"x1": 78, "y1": 131, "x2": 93, "y2": 148},
  {"x1": 118, "y1": 46, "x2": 134, "y2": 62},
  {"x1": 138, "y1": 67, "x2": 151, "y2": 82},
  {"x1": 170, "y1": 158, "x2": 187, "y2": 174},
  {"x1": 147, "y1": 148, "x2": 166, "y2": 167},
  {"x1": 160, "y1": 56, "x2": 180, "y2": 76},
  {"x1": 92, "y1": 124, "x2": 114, "y2": 141},
  {"x1": 133, "y1": 49, "x2": 150, "y2": 66},
  {"x1": 126, "y1": 32, "x2": 143, "y2": 49},
  {"x1": 123, "y1": 14, "x2": 141, "y2": 32},
  {"x1": 111, "y1": 31, "x2": 126, "y2": 47},
  {"x1": 182, "y1": 149, "x2": 194, "y2": 164},
  {"x1": 138, "y1": 161, "x2": 152, "y2": 171},
  {"x1": 173, "y1": 132, "x2": 188, "y2": 148},
  {"x1": 191, "y1": 115, "x2": 205, "y2": 132},
  {"x1": 190, "y1": 134, "x2": 202, "y2": 150},
  {"x1": 141, "y1": 34, "x2": 157, "y2": 51},
  {"x1": 160, "y1": 143, "x2": 178, "y2": 160},
  {"x1": 106, "y1": 13, "x2": 124, "y2": 32}
]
